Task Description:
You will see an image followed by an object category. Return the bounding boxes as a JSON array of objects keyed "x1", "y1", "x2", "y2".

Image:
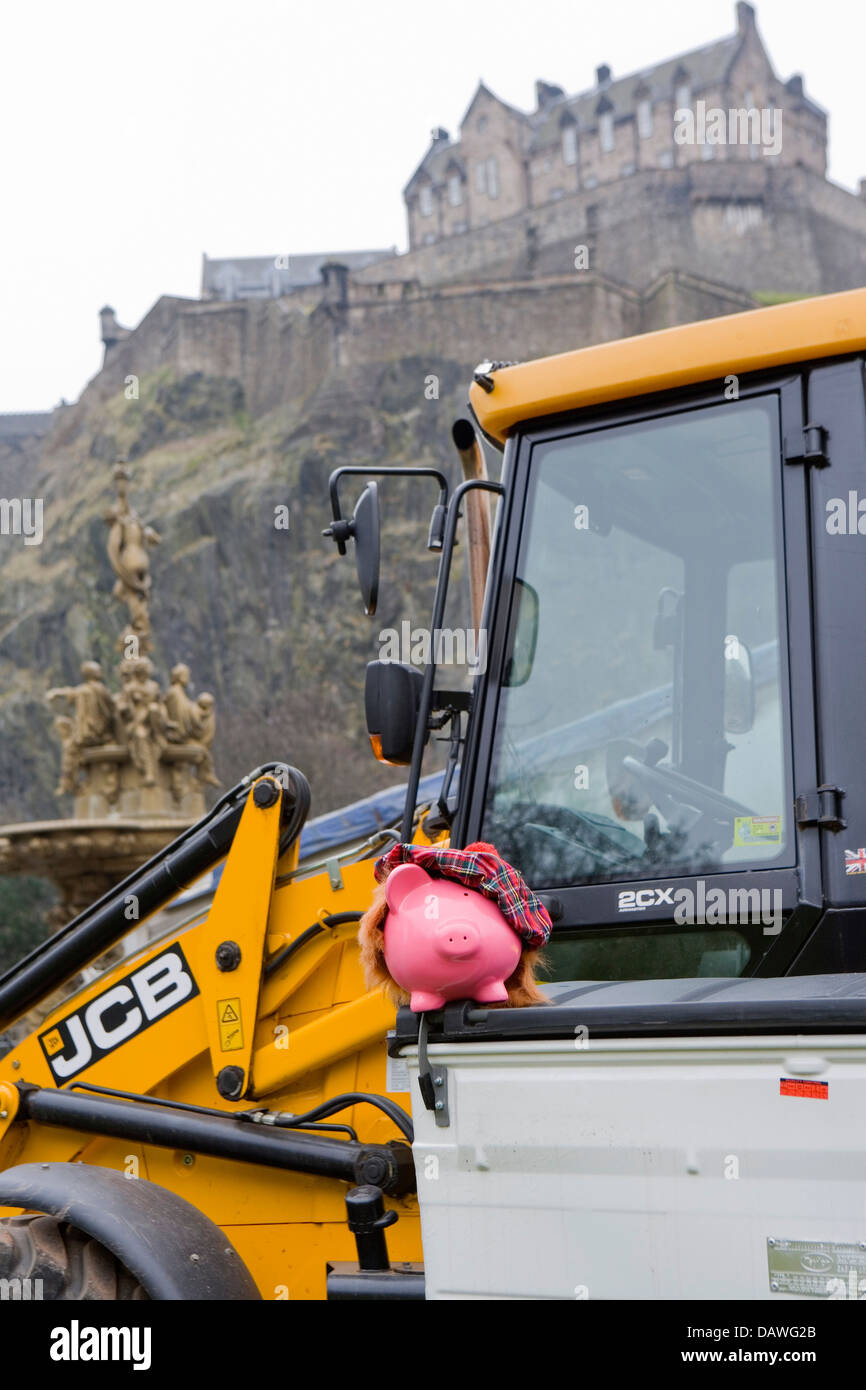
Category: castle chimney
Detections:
[
  {"x1": 535, "y1": 80, "x2": 565, "y2": 110},
  {"x1": 785, "y1": 74, "x2": 804, "y2": 97},
  {"x1": 736, "y1": 1, "x2": 756, "y2": 31},
  {"x1": 430, "y1": 127, "x2": 450, "y2": 145},
  {"x1": 596, "y1": 64, "x2": 611, "y2": 87},
  {"x1": 859, "y1": 179, "x2": 866, "y2": 202}
]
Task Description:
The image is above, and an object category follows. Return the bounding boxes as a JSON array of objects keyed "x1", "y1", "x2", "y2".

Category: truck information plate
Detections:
[{"x1": 768, "y1": 1238, "x2": 866, "y2": 1298}]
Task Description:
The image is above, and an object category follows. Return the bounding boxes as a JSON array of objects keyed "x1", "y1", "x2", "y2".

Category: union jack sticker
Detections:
[{"x1": 845, "y1": 848, "x2": 866, "y2": 874}]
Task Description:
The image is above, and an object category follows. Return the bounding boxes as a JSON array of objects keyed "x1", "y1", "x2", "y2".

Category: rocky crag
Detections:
[{"x1": 0, "y1": 352, "x2": 476, "y2": 836}]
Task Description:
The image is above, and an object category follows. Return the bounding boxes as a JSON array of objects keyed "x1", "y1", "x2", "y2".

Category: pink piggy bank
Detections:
[{"x1": 383, "y1": 862, "x2": 522, "y2": 1012}]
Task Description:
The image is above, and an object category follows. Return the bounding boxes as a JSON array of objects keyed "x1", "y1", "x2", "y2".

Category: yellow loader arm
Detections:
[{"x1": 0, "y1": 765, "x2": 425, "y2": 1300}]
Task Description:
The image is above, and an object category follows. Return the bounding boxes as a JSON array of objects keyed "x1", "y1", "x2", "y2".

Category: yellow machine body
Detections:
[
  {"x1": 0, "y1": 777, "x2": 423, "y2": 1300},
  {"x1": 469, "y1": 285, "x2": 866, "y2": 443}
]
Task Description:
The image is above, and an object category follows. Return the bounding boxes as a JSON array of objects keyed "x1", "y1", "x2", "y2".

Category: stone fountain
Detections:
[{"x1": 0, "y1": 461, "x2": 219, "y2": 927}]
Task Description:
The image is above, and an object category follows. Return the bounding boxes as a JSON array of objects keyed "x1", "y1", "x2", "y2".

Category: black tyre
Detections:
[{"x1": 0, "y1": 1212, "x2": 148, "y2": 1300}]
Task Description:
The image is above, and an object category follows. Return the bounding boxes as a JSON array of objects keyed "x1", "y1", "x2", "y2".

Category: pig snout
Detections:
[{"x1": 433, "y1": 919, "x2": 481, "y2": 961}]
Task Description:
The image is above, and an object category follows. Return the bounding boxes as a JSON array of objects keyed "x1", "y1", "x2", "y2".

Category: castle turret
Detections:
[{"x1": 99, "y1": 305, "x2": 131, "y2": 357}]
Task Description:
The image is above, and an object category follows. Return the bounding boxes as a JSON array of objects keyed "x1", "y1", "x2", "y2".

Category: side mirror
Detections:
[
  {"x1": 724, "y1": 636, "x2": 755, "y2": 734},
  {"x1": 365, "y1": 661, "x2": 423, "y2": 764},
  {"x1": 323, "y1": 480, "x2": 381, "y2": 616},
  {"x1": 353, "y1": 482, "x2": 380, "y2": 617},
  {"x1": 324, "y1": 465, "x2": 449, "y2": 617},
  {"x1": 503, "y1": 579, "x2": 539, "y2": 687}
]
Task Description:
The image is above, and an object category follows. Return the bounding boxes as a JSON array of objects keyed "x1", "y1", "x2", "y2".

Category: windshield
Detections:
[{"x1": 483, "y1": 395, "x2": 793, "y2": 890}]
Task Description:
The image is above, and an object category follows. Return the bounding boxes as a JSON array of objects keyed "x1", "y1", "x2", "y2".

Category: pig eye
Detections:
[{"x1": 463, "y1": 891, "x2": 469, "y2": 896}]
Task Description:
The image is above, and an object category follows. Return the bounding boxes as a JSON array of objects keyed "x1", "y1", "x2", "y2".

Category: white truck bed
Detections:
[{"x1": 396, "y1": 974, "x2": 866, "y2": 1300}]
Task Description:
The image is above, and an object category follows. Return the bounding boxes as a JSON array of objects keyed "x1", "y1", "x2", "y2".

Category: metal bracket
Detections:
[
  {"x1": 276, "y1": 828, "x2": 400, "y2": 888},
  {"x1": 428, "y1": 1063, "x2": 449, "y2": 1127},
  {"x1": 416, "y1": 1013, "x2": 449, "y2": 1127},
  {"x1": 784, "y1": 423, "x2": 829, "y2": 467},
  {"x1": 326, "y1": 857, "x2": 344, "y2": 892},
  {"x1": 796, "y1": 784, "x2": 847, "y2": 832}
]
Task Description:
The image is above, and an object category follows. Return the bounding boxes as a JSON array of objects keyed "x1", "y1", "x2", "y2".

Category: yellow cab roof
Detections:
[{"x1": 469, "y1": 286, "x2": 866, "y2": 446}]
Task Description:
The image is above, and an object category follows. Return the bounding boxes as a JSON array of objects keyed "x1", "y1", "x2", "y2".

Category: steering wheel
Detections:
[
  {"x1": 620, "y1": 754, "x2": 754, "y2": 823},
  {"x1": 486, "y1": 800, "x2": 646, "y2": 877}
]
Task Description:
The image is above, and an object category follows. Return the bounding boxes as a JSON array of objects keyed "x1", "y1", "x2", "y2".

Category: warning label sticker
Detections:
[
  {"x1": 768, "y1": 1239, "x2": 866, "y2": 1298},
  {"x1": 780, "y1": 1077, "x2": 828, "y2": 1100},
  {"x1": 386, "y1": 1050, "x2": 410, "y2": 1094},
  {"x1": 734, "y1": 815, "x2": 782, "y2": 847},
  {"x1": 218, "y1": 998, "x2": 243, "y2": 1052},
  {"x1": 41, "y1": 1028, "x2": 65, "y2": 1056}
]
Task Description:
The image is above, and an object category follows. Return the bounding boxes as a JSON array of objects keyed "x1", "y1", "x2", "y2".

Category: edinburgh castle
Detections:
[{"x1": 5, "y1": 3, "x2": 866, "y2": 458}]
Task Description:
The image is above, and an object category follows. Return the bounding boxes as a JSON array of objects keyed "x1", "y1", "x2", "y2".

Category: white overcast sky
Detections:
[{"x1": 1, "y1": 0, "x2": 863, "y2": 412}]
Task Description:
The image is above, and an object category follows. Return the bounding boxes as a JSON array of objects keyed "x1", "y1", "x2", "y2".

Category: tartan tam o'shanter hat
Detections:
[{"x1": 373, "y1": 841, "x2": 552, "y2": 949}]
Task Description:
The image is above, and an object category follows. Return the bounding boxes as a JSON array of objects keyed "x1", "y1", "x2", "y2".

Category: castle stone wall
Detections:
[{"x1": 358, "y1": 165, "x2": 866, "y2": 300}]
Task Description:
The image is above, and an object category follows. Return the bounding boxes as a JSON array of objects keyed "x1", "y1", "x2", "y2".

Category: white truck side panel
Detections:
[{"x1": 406, "y1": 1035, "x2": 866, "y2": 1300}]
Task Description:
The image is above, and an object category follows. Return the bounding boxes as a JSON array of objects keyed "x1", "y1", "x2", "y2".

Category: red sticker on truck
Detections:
[{"x1": 780, "y1": 1078, "x2": 828, "y2": 1099}]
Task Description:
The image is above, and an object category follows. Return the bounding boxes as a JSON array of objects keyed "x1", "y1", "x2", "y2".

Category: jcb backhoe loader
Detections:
[{"x1": 2, "y1": 286, "x2": 866, "y2": 1301}]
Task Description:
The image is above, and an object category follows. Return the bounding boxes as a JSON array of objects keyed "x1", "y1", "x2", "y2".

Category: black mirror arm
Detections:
[
  {"x1": 401, "y1": 477, "x2": 505, "y2": 843},
  {"x1": 324, "y1": 466, "x2": 449, "y2": 555},
  {"x1": 436, "y1": 709, "x2": 467, "y2": 828}
]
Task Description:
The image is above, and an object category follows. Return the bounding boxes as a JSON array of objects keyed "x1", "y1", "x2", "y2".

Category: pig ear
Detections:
[{"x1": 385, "y1": 863, "x2": 430, "y2": 912}]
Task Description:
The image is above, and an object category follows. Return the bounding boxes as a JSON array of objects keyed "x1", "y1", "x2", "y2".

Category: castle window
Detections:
[
  {"x1": 423, "y1": 232, "x2": 436, "y2": 245},
  {"x1": 475, "y1": 161, "x2": 487, "y2": 194},
  {"x1": 637, "y1": 99, "x2": 653, "y2": 138},
  {"x1": 599, "y1": 111, "x2": 615, "y2": 152},
  {"x1": 675, "y1": 83, "x2": 690, "y2": 112},
  {"x1": 562, "y1": 123, "x2": 578, "y2": 165},
  {"x1": 419, "y1": 184, "x2": 433, "y2": 217},
  {"x1": 659, "y1": 150, "x2": 674, "y2": 168},
  {"x1": 448, "y1": 173, "x2": 463, "y2": 206},
  {"x1": 487, "y1": 156, "x2": 499, "y2": 197},
  {"x1": 701, "y1": 143, "x2": 715, "y2": 160},
  {"x1": 551, "y1": 186, "x2": 564, "y2": 199},
  {"x1": 478, "y1": 116, "x2": 488, "y2": 133}
]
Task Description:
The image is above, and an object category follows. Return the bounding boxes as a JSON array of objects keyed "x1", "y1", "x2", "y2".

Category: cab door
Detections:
[
  {"x1": 458, "y1": 372, "x2": 822, "y2": 979},
  {"x1": 793, "y1": 356, "x2": 866, "y2": 966}
]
